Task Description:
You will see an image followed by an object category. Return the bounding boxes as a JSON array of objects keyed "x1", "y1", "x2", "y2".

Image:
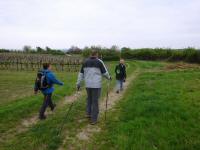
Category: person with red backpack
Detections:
[{"x1": 34, "y1": 63, "x2": 64, "y2": 120}]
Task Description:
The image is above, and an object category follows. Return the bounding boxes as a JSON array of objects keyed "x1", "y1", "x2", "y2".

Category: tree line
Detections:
[
  {"x1": 81, "y1": 46, "x2": 200, "y2": 63},
  {"x1": 1, "y1": 46, "x2": 200, "y2": 63},
  {"x1": 121, "y1": 47, "x2": 200, "y2": 63},
  {"x1": 0, "y1": 46, "x2": 66, "y2": 55}
]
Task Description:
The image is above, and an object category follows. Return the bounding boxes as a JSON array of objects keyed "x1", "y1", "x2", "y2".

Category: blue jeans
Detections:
[{"x1": 116, "y1": 80, "x2": 124, "y2": 91}]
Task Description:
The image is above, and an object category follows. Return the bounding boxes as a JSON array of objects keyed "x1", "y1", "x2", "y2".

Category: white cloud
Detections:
[{"x1": 0, "y1": 0, "x2": 200, "y2": 49}]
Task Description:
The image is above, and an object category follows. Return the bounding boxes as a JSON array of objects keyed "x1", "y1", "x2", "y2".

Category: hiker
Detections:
[
  {"x1": 34, "y1": 63, "x2": 64, "y2": 120},
  {"x1": 115, "y1": 59, "x2": 126, "y2": 93},
  {"x1": 76, "y1": 50, "x2": 111, "y2": 125}
]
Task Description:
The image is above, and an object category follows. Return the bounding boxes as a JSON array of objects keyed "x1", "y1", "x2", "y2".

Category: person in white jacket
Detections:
[{"x1": 76, "y1": 50, "x2": 111, "y2": 125}]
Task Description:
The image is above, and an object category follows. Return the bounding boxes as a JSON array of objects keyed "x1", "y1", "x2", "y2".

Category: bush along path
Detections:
[{"x1": 58, "y1": 69, "x2": 140, "y2": 150}]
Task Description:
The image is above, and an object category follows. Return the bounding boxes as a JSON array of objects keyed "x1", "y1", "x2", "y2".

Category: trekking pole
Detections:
[
  {"x1": 57, "y1": 101, "x2": 74, "y2": 136},
  {"x1": 57, "y1": 89, "x2": 81, "y2": 136},
  {"x1": 54, "y1": 94, "x2": 64, "y2": 99},
  {"x1": 105, "y1": 80, "x2": 111, "y2": 121}
]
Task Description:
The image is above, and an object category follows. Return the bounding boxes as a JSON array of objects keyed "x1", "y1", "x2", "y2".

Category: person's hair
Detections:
[
  {"x1": 43, "y1": 63, "x2": 50, "y2": 69},
  {"x1": 91, "y1": 50, "x2": 98, "y2": 56}
]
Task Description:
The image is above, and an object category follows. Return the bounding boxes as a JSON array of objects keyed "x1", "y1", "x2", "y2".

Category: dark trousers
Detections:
[
  {"x1": 39, "y1": 93, "x2": 54, "y2": 118},
  {"x1": 86, "y1": 88, "x2": 101, "y2": 122}
]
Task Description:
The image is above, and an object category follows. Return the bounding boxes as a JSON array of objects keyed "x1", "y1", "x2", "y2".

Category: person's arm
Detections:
[
  {"x1": 76, "y1": 64, "x2": 84, "y2": 87},
  {"x1": 115, "y1": 65, "x2": 118, "y2": 74},
  {"x1": 34, "y1": 78, "x2": 39, "y2": 94},
  {"x1": 124, "y1": 65, "x2": 127, "y2": 79},
  {"x1": 48, "y1": 73, "x2": 63, "y2": 85},
  {"x1": 98, "y1": 59, "x2": 111, "y2": 80}
]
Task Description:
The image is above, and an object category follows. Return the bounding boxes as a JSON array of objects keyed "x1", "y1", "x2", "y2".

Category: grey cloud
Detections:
[{"x1": 0, "y1": 0, "x2": 199, "y2": 49}]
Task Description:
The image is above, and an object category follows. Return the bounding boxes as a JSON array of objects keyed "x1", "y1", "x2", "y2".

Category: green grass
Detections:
[
  {"x1": 0, "y1": 71, "x2": 35, "y2": 105},
  {"x1": 0, "y1": 71, "x2": 77, "y2": 134},
  {"x1": 91, "y1": 69, "x2": 200, "y2": 150},
  {"x1": 0, "y1": 71, "x2": 77, "y2": 105},
  {"x1": 135, "y1": 60, "x2": 166, "y2": 70},
  {"x1": 0, "y1": 61, "x2": 139, "y2": 150},
  {"x1": 3, "y1": 60, "x2": 199, "y2": 150},
  {"x1": 2, "y1": 96, "x2": 86, "y2": 150}
]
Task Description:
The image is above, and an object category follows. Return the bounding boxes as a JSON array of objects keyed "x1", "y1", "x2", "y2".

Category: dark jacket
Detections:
[{"x1": 115, "y1": 64, "x2": 126, "y2": 80}]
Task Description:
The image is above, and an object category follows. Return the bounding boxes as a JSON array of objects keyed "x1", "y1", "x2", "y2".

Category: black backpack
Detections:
[{"x1": 34, "y1": 70, "x2": 49, "y2": 91}]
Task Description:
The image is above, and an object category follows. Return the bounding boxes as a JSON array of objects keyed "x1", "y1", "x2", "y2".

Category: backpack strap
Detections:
[{"x1": 42, "y1": 71, "x2": 53, "y2": 88}]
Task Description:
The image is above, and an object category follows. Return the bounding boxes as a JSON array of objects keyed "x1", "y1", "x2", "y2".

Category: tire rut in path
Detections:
[{"x1": 59, "y1": 71, "x2": 139, "y2": 150}]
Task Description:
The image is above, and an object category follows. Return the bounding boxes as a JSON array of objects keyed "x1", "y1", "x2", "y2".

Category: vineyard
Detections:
[{"x1": 0, "y1": 53, "x2": 82, "y2": 72}]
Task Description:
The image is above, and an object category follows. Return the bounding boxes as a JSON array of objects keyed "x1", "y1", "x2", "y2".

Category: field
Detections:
[{"x1": 0, "y1": 60, "x2": 200, "y2": 150}]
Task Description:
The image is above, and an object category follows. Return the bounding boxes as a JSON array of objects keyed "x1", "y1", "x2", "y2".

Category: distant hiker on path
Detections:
[
  {"x1": 115, "y1": 59, "x2": 126, "y2": 93},
  {"x1": 76, "y1": 51, "x2": 111, "y2": 125},
  {"x1": 34, "y1": 63, "x2": 64, "y2": 120}
]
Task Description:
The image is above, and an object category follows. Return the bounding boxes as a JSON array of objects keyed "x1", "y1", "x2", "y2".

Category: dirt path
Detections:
[
  {"x1": 21, "y1": 91, "x2": 83, "y2": 127},
  {"x1": 0, "y1": 91, "x2": 84, "y2": 144},
  {"x1": 58, "y1": 71, "x2": 139, "y2": 150}
]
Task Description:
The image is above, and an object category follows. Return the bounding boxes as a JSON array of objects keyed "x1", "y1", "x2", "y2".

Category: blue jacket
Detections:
[{"x1": 41, "y1": 69, "x2": 63, "y2": 95}]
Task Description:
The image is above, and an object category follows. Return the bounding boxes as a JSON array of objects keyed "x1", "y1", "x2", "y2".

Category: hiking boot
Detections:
[
  {"x1": 116, "y1": 90, "x2": 119, "y2": 94},
  {"x1": 90, "y1": 121, "x2": 97, "y2": 125},
  {"x1": 39, "y1": 115, "x2": 46, "y2": 120},
  {"x1": 51, "y1": 104, "x2": 56, "y2": 111}
]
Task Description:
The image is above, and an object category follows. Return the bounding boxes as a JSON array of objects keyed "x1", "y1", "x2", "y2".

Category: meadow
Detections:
[
  {"x1": 0, "y1": 60, "x2": 200, "y2": 150},
  {"x1": 91, "y1": 64, "x2": 200, "y2": 150}
]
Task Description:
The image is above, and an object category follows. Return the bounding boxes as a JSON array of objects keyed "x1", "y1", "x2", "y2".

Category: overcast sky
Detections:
[{"x1": 0, "y1": 0, "x2": 199, "y2": 49}]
